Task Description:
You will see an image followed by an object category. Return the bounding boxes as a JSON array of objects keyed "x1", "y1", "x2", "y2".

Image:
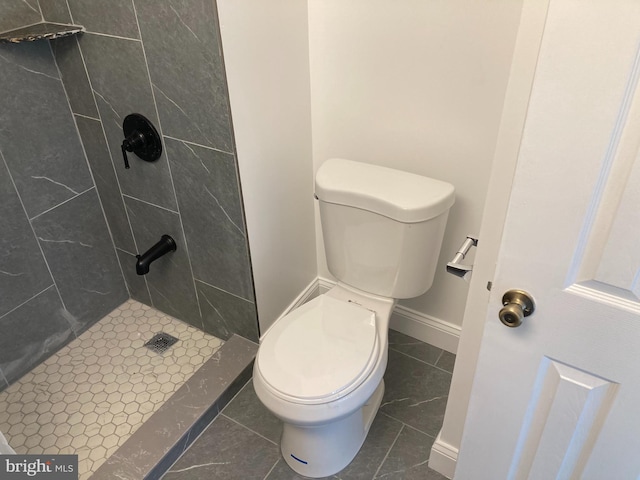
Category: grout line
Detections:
[
  {"x1": 401, "y1": 421, "x2": 438, "y2": 440},
  {"x1": 121, "y1": 194, "x2": 179, "y2": 215},
  {"x1": 0, "y1": 285, "x2": 55, "y2": 321},
  {"x1": 73, "y1": 112, "x2": 100, "y2": 122},
  {"x1": 115, "y1": 246, "x2": 136, "y2": 257},
  {"x1": 390, "y1": 349, "x2": 453, "y2": 375},
  {"x1": 0, "y1": 20, "x2": 42, "y2": 35},
  {"x1": 220, "y1": 413, "x2": 279, "y2": 447},
  {"x1": 378, "y1": 411, "x2": 439, "y2": 440},
  {"x1": 163, "y1": 135, "x2": 234, "y2": 156},
  {"x1": 373, "y1": 424, "x2": 404, "y2": 479},
  {"x1": 64, "y1": 0, "x2": 74, "y2": 24},
  {"x1": 35, "y1": 0, "x2": 44, "y2": 22},
  {"x1": 28, "y1": 185, "x2": 94, "y2": 222},
  {"x1": 193, "y1": 278, "x2": 255, "y2": 304},
  {"x1": 434, "y1": 349, "x2": 445, "y2": 368},
  {"x1": 262, "y1": 458, "x2": 280, "y2": 480},
  {"x1": 82, "y1": 30, "x2": 142, "y2": 42}
]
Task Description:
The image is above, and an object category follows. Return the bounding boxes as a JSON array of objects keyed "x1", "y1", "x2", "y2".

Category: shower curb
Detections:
[{"x1": 90, "y1": 334, "x2": 258, "y2": 480}]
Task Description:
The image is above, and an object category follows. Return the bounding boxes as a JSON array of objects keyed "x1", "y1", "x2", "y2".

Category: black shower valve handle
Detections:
[
  {"x1": 120, "y1": 113, "x2": 163, "y2": 170},
  {"x1": 121, "y1": 131, "x2": 146, "y2": 169}
]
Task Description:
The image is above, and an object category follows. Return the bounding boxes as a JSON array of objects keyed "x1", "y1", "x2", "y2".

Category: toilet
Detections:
[{"x1": 253, "y1": 158, "x2": 455, "y2": 478}]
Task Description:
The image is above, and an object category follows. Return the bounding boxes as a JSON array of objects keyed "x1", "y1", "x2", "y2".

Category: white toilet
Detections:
[{"x1": 253, "y1": 158, "x2": 455, "y2": 478}]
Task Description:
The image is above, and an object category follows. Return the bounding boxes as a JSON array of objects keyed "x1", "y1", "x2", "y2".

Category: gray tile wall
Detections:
[
  {"x1": 42, "y1": 0, "x2": 259, "y2": 342},
  {"x1": 0, "y1": 37, "x2": 128, "y2": 389},
  {"x1": 0, "y1": 0, "x2": 42, "y2": 33}
]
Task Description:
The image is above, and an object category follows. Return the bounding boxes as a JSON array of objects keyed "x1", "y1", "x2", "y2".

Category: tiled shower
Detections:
[
  {"x1": 1, "y1": 0, "x2": 258, "y2": 388},
  {"x1": 1, "y1": 0, "x2": 260, "y2": 475}
]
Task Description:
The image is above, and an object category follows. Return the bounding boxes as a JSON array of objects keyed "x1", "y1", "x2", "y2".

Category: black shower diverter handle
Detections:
[
  {"x1": 121, "y1": 113, "x2": 163, "y2": 169},
  {"x1": 121, "y1": 131, "x2": 146, "y2": 169}
]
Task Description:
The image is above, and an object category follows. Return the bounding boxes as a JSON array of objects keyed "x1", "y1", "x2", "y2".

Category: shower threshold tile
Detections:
[{"x1": 0, "y1": 299, "x2": 225, "y2": 480}]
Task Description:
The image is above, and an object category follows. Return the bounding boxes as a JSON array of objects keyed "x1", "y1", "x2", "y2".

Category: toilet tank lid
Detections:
[{"x1": 315, "y1": 158, "x2": 455, "y2": 223}]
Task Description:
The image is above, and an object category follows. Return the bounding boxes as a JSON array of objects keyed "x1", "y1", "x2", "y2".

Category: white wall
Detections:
[
  {"x1": 219, "y1": 0, "x2": 523, "y2": 341},
  {"x1": 217, "y1": 0, "x2": 318, "y2": 334},
  {"x1": 308, "y1": 0, "x2": 524, "y2": 335}
]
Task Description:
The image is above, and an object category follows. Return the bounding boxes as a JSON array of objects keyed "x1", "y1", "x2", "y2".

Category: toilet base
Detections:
[{"x1": 280, "y1": 379, "x2": 385, "y2": 478}]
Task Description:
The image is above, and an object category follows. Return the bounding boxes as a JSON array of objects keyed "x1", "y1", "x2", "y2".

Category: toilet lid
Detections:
[{"x1": 257, "y1": 295, "x2": 378, "y2": 403}]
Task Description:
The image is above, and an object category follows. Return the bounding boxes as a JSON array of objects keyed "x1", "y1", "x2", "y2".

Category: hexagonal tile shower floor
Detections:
[{"x1": 0, "y1": 299, "x2": 224, "y2": 479}]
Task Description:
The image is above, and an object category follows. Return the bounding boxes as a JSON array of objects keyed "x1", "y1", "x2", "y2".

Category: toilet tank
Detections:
[{"x1": 315, "y1": 158, "x2": 455, "y2": 298}]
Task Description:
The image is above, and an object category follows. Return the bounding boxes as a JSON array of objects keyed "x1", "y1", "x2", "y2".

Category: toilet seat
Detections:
[{"x1": 256, "y1": 295, "x2": 379, "y2": 405}]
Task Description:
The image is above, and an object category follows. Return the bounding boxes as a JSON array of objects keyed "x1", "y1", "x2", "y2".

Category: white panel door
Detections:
[{"x1": 455, "y1": 1, "x2": 640, "y2": 479}]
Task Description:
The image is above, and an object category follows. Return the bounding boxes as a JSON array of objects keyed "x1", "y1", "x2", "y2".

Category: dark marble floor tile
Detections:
[
  {"x1": 165, "y1": 335, "x2": 452, "y2": 480},
  {"x1": 374, "y1": 425, "x2": 445, "y2": 480},
  {"x1": 436, "y1": 351, "x2": 456, "y2": 374},
  {"x1": 380, "y1": 349, "x2": 452, "y2": 437},
  {"x1": 221, "y1": 381, "x2": 281, "y2": 444},
  {"x1": 388, "y1": 329, "x2": 443, "y2": 365},
  {"x1": 163, "y1": 415, "x2": 279, "y2": 480}
]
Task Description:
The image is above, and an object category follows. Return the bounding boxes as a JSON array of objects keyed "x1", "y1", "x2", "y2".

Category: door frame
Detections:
[{"x1": 429, "y1": 0, "x2": 553, "y2": 476}]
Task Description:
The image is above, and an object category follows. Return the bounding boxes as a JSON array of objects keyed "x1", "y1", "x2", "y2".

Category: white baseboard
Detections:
[
  {"x1": 429, "y1": 431, "x2": 458, "y2": 479},
  {"x1": 390, "y1": 305, "x2": 460, "y2": 354}
]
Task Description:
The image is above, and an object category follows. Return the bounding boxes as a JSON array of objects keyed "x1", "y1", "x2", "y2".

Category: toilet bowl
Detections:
[
  {"x1": 253, "y1": 158, "x2": 455, "y2": 477},
  {"x1": 254, "y1": 283, "x2": 395, "y2": 477}
]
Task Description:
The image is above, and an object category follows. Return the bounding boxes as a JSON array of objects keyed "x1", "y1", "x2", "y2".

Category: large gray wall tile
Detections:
[
  {"x1": 116, "y1": 248, "x2": 151, "y2": 305},
  {"x1": 166, "y1": 138, "x2": 252, "y2": 299},
  {"x1": 31, "y1": 189, "x2": 128, "y2": 334},
  {"x1": 38, "y1": 0, "x2": 72, "y2": 24},
  {"x1": 0, "y1": 155, "x2": 52, "y2": 317},
  {"x1": 125, "y1": 197, "x2": 201, "y2": 327},
  {"x1": 0, "y1": 0, "x2": 41, "y2": 33},
  {"x1": 75, "y1": 115, "x2": 136, "y2": 252},
  {"x1": 51, "y1": 36, "x2": 99, "y2": 118},
  {"x1": 78, "y1": 33, "x2": 177, "y2": 211},
  {"x1": 0, "y1": 42, "x2": 93, "y2": 218},
  {"x1": 135, "y1": 0, "x2": 233, "y2": 151},
  {"x1": 0, "y1": 287, "x2": 74, "y2": 386},
  {"x1": 196, "y1": 280, "x2": 258, "y2": 342},
  {"x1": 66, "y1": 0, "x2": 138, "y2": 39}
]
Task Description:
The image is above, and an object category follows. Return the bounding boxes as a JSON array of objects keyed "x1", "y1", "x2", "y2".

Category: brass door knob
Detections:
[{"x1": 499, "y1": 290, "x2": 535, "y2": 327}]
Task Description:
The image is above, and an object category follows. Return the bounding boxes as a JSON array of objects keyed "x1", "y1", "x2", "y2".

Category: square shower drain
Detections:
[{"x1": 144, "y1": 332, "x2": 179, "y2": 354}]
